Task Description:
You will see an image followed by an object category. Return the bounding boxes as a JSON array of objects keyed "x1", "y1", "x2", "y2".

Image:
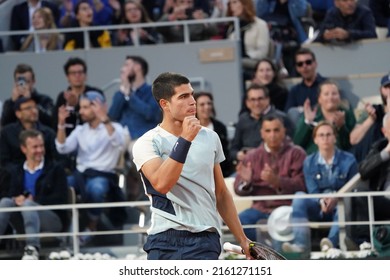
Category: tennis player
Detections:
[{"x1": 132, "y1": 72, "x2": 251, "y2": 260}]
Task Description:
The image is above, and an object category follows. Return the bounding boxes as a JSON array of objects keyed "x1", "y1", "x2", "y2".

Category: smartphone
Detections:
[{"x1": 17, "y1": 76, "x2": 26, "y2": 87}]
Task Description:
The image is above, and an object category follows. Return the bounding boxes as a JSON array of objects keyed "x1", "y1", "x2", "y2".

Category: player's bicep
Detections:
[{"x1": 140, "y1": 157, "x2": 164, "y2": 186}]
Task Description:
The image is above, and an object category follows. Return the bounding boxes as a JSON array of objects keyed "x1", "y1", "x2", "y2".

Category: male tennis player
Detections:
[{"x1": 132, "y1": 72, "x2": 251, "y2": 260}]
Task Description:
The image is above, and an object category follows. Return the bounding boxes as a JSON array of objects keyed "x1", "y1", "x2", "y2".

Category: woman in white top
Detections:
[{"x1": 226, "y1": 0, "x2": 271, "y2": 70}]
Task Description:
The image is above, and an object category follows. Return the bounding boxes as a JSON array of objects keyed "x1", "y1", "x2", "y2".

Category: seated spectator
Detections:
[
  {"x1": 355, "y1": 112, "x2": 390, "y2": 244},
  {"x1": 349, "y1": 73, "x2": 390, "y2": 162},
  {"x1": 293, "y1": 80, "x2": 356, "y2": 154},
  {"x1": 252, "y1": 58, "x2": 288, "y2": 111},
  {"x1": 1, "y1": 64, "x2": 54, "y2": 128},
  {"x1": 256, "y1": 0, "x2": 311, "y2": 75},
  {"x1": 369, "y1": 0, "x2": 390, "y2": 39},
  {"x1": 10, "y1": 0, "x2": 60, "y2": 51},
  {"x1": 282, "y1": 121, "x2": 358, "y2": 255},
  {"x1": 230, "y1": 84, "x2": 295, "y2": 164},
  {"x1": 225, "y1": 0, "x2": 270, "y2": 83},
  {"x1": 307, "y1": 0, "x2": 335, "y2": 25},
  {"x1": 0, "y1": 129, "x2": 68, "y2": 260},
  {"x1": 59, "y1": 0, "x2": 115, "y2": 27},
  {"x1": 284, "y1": 47, "x2": 327, "y2": 123},
  {"x1": 20, "y1": 7, "x2": 63, "y2": 53},
  {"x1": 256, "y1": 0, "x2": 309, "y2": 44},
  {"x1": 113, "y1": 0, "x2": 162, "y2": 46},
  {"x1": 0, "y1": 97, "x2": 58, "y2": 170},
  {"x1": 63, "y1": 0, "x2": 112, "y2": 50},
  {"x1": 55, "y1": 91, "x2": 127, "y2": 245},
  {"x1": 234, "y1": 114, "x2": 306, "y2": 249},
  {"x1": 315, "y1": 0, "x2": 377, "y2": 44},
  {"x1": 157, "y1": 0, "x2": 218, "y2": 43},
  {"x1": 194, "y1": 91, "x2": 234, "y2": 177}
]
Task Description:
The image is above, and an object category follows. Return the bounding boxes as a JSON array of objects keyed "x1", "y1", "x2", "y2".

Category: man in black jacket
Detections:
[
  {"x1": 0, "y1": 129, "x2": 68, "y2": 260},
  {"x1": 0, "y1": 97, "x2": 58, "y2": 170},
  {"x1": 351, "y1": 111, "x2": 390, "y2": 245},
  {"x1": 1, "y1": 63, "x2": 54, "y2": 128}
]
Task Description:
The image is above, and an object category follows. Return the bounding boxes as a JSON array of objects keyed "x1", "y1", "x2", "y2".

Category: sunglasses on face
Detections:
[{"x1": 296, "y1": 59, "x2": 314, "y2": 67}]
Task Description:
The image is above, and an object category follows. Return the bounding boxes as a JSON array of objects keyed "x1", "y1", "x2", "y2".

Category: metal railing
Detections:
[
  {"x1": 0, "y1": 185, "x2": 387, "y2": 257},
  {"x1": 0, "y1": 17, "x2": 240, "y2": 51}
]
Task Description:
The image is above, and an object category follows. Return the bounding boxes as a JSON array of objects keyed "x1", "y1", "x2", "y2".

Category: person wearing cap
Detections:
[
  {"x1": 1, "y1": 63, "x2": 54, "y2": 128},
  {"x1": 282, "y1": 121, "x2": 358, "y2": 255},
  {"x1": 0, "y1": 97, "x2": 58, "y2": 170},
  {"x1": 233, "y1": 113, "x2": 306, "y2": 250},
  {"x1": 55, "y1": 91, "x2": 126, "y2": 244},
  {"x1": 349, "y1": 73, "x2": 390, "y2": 162}
]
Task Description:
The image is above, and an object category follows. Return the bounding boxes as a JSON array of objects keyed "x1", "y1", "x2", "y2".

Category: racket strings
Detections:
[{"x1": 249, "y1": 242, "x2": 286, "y2": 260}]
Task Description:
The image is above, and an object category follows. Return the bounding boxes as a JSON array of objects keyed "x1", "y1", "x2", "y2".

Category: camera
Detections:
[
  {"x1": 185, "y1": 8, "x2": 194, "y2": 18},
  {"x1": 17, "y1": 76, "x2": 27, "y2": 87}
]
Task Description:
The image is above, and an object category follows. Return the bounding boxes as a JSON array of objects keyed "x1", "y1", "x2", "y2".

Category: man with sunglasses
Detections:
[{"x1": 284, "y1": 47, "x2": 327, "y2": 123}]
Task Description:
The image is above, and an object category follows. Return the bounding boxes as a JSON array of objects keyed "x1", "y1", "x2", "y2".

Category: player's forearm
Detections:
[{"x1": 217, "y1": 190, "x2": 248, "y2": 244}]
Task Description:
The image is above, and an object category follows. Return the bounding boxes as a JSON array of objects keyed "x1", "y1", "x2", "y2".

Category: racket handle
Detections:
[{"x1": 223, "y1": 242, "x2": 244, "y2": 255}]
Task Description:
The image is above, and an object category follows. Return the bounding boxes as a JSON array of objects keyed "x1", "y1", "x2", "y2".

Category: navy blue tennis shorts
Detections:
[{"x1": 143, "y1": 229, "x2": 221, "y2": 260}]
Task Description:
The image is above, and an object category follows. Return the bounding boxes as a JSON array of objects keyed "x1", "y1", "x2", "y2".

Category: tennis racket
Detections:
[{"x1": 223, "y1": 241, "x2": 286, "y2": 260}]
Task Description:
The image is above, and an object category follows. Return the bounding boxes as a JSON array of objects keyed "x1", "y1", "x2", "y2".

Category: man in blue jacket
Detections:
[{"x1": 315, "y1": 0, "x2": 377, "y2": 44}]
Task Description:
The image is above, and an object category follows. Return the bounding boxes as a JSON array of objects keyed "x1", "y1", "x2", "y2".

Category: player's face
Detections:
[{"x1": 167, "y1": 83, "x2": 196, "y2": 121}]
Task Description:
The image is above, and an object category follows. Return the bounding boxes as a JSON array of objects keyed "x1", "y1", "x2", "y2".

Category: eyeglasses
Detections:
[
  {"x1": 248, "y1": 96, "x2": 268, "y2": 102},
  {"x1": 296, "y1": 59, "x2": 314, "y2": 67},
  {"x1": 68, "y1": 70, "x2": 85, "y2": 76},
  {"x1": 19, "y1": 105, "x2": 38, "y2": 111},
  {"x1": 316, "y1": 133, "x2": 334, "y2": 139}
]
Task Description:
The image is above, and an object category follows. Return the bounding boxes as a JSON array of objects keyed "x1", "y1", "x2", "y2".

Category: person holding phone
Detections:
[{"x1": 1, "y1": 64, "x2": 54, "y2": 128}]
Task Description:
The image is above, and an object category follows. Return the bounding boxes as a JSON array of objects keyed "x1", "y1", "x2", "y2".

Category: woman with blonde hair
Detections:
[
  {"x1": 293, "y1": 80, "x2": 356, "y2": 154},
  {"x1": 20, "y1": 7, "x2": 62, "y2": 52}
]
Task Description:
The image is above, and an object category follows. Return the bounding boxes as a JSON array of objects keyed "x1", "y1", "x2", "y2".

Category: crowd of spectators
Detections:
[{"x1": 0, "y1": 0, "x2": 390, "y2": 260}]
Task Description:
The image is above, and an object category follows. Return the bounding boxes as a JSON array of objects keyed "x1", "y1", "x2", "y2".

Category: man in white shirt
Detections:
[{"x1": 55, "y1": 90, "x2": 126, "y2": 244}]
